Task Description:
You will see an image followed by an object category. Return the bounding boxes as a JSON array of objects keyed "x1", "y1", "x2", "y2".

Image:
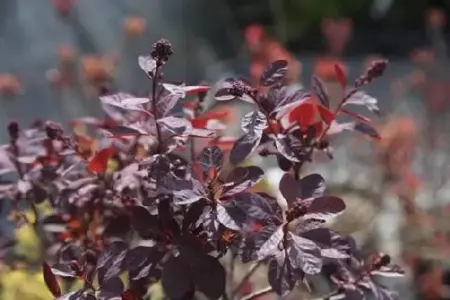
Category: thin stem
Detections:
[
  {"x1": 231, "y1": 262, "x2": 262, "y2": 299},
  {"x1": 240, "y1": 286, "x2": 273, "y2": 300},
  {"x1": 151, "y1": 62, "x2": 163, "y2": 153}
]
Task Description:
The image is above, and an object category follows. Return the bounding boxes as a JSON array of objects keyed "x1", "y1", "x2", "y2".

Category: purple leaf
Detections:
[
  {"x1": 50, "y1": 263, "x2": 77, "y2": 278},
  {"x1": 162, "y1": 83, "x2": 186, "y2": 98},
  {"x1": 280, "y1": 173, "x2": 325, "y2": 207},
  {"x1": 222, "y1": 166, "x2": 264, "y2": 197},
  {"x1": 98, "y1": 277, "x2": 124, "y2": 299},
  {"x1": 311, "y1": 76, "x2": 330, "y2": 108},
  {"x1": 156, "y1": 89, "x2": 182, "y2": 117},
  {"x1": 234, "y1": 192, "x2": 281, "y2": 224},
  {"x1": 216, "y1": 204, "x2": 240, "y2": 230},
  {"x1": 241, "y1": 111, "x2": 267, "y2": 134},
  {"x1": 289, "y1": 234, "x2": 322, "y2": 274},
  {"x1": 268, "y1": 256, "x2": 297, "y2": 297},
  {"x1": 100, "y1": 93, "x2": 148, "y2": 110},
  {"x1": 197, "y1": 146, "x2": 224, "y2": 174},
  {"x1": 158, "y1": 116, "x2": 192, "y2": 136},
  {"x1": 305, "y1": 196, "x2": 346, "y2": 221},
  {"x1": 260, "y1": 60, "x2": 288, "y2": 86},
  {"x1": 354, "y1": 122, "x2": 381, "y2": 139},
  {"x1": 274, "y1": 134, "x2": 302, "y2": 162},
  {"x1": 256, "y1": 225, "x2": 284, "y2": 260},
  {"x1": 328, "y1": 121, "x2": 356, "y2": 135}
]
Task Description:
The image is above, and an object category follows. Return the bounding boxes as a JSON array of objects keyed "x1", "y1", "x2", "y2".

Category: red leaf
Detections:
[
  {"x1": 122, "y1": 289, "x2": 139, "y2": 300},
  {"x1": 341, "y1": 109, "x2": 371, "y2": 123},
  {"x1": 289, "y1": 102, "x2": 316, "y2": 127},
  {"x1": 317, "y1": 105, "x2": 335, "y2": 125},
  {"x1": 42, "y1": 262, "x2": 62, "y2": 297},
  {"x1": 87, "y1": 147, "x2": 114, "y2": 173},
  {"x1": 334, "y1": 63, "x2": 346, "y2": 88}
]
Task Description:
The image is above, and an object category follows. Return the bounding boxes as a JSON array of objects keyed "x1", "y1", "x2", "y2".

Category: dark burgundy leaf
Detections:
[
  {"x1": 268, "y1": 255, "x2": 297, "y2": 297},
  {"x1": 197, "y1": 146, "x2": 223, "y2": 174},
  {"x1": 222, "y1": 166, "x2": 264, "y2": 197},
  {"x1": 169, "y1": 179, "x2": 206, "y2": 205},
  {"x1": 280, "y1": 173, "x2": 325, "y2": 208},
  {"x1": 192, "y1": 255, "x2": 226, "y2": 300},
  {"x1": 234, "y1": 192, "x2": 281, "y2": 224},
  {"x1": 305, "y1": 196, "x2": 346, "y2": 221},
  {"x1": 279, "y1": 173, "x2": 298, "y2": 205},
  {"x1": 260, "y1": 60, "x2": 288, "y2": 86},
  {"x1": 229, "y1": 133, "x2": 261, "y2": 165},
  {"x1": 289, "y1": 234, "x2": 322, "y2": 275},
  {"x1": 43, "y1": 261, "x2": 62, "y2": 297},
  {"x1": 354, "y1": 122, "x2": 381, "y2": 139},
  {"x1": 129, "y1": 206, "x2": 160, "y2": 239},
  {"x1": 161, "y1": 256, "x2": 194, "y2": 300},
  {"x1": 298, "y1": 174, "x2": 326, "y2": 199},
  {"x1": 311, "y1": 76, "x2": 329, "y2": 108}
]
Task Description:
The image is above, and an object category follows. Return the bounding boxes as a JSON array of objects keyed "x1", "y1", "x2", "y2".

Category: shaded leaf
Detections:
[
  {"x1": 43, "y1": 261, "x2": 62, "y2": 297},
  {"x1": 260, "y1": 60, "x2": 288, "y2": 86},
  {"x1": 192, "y1": 255, "x2": 226, "y2": 300},
  {"x1": 129, "y1": 206, "x2": 160, "y2": 239},
  {"x1": 161, "y1": 256, "x2": 194, "y2": 300},
  {"x1": 274, "y1": 134, "x2": 302, "y2": 163},
  {"x1": 158, "y1": 116, "x2": 192, "y2": 136}
]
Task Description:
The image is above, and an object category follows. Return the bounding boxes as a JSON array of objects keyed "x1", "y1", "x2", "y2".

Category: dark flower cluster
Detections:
[{"x1": 0, "y1": 39, "x2": 402, "y2": 300}]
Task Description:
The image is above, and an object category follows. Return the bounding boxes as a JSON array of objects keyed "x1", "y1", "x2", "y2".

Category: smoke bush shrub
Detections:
[{"x1": 0, "y1": 39, "x2": 402, "y2": 300}]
